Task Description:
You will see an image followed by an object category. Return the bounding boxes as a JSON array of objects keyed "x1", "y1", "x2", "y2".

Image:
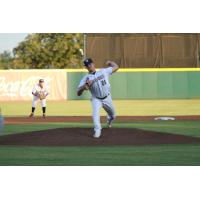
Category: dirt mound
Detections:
[{"x1": 0, "y1": 128, "x2": 200, "y2": 146}]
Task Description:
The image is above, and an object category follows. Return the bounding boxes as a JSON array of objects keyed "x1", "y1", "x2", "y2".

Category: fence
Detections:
[
  {"x1": 86, "y1": 33, "x2": 200, "y2": 68},
  {"x1": 1, "y1": 69, "x2": 200, "y2": 101},
  {"x1": 69, "y1": 69, "x2": 200, "y2": 100}
]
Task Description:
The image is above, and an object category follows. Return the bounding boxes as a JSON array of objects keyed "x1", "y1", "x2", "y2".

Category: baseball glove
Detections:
[
  {"x1": 38, "y1": 91, "x2": 46, "y2": 100},
  {"x1": 85, "y1": 78, "x2": 92, "y2": 90}
]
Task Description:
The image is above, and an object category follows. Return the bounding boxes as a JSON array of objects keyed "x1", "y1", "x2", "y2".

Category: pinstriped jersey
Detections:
[{"x1": 78, "y1": 67, "x2": 113, "y2": 98}]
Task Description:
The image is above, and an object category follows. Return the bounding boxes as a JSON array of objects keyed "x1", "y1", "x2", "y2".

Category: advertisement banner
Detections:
[{"x1": 0, "y1": 70, "x2": 67, "y2": 101}]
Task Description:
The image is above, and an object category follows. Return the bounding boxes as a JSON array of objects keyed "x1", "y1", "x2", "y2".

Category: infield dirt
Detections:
[{"x1": 4, "y1": 115, "x2": 200, "y2": 124}]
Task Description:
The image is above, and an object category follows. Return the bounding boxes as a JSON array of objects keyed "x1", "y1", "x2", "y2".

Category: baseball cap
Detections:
[
  {"x1": 39, "y1": 79, "x2": 44, "y2": 82},
  {"x1": 83, "y1": 58, "x2": 93, "y2": 67}
]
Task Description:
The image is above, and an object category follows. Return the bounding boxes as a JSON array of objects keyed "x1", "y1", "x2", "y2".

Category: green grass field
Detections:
[
  {"x1": 1, "y1": 99, "x2": 200, "y2": 165},
  {"x1": 1, "y1": 144, "x2": 200, "y2": 166},
  {"x1": 1, "y1": 99, "x2": 200, "y2": 116},
  {"x1": 1, "y1": 121, "x2": 200, "y2": 165}
]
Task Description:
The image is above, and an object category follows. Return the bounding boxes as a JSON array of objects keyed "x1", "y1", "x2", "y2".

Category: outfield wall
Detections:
[
  {"x1": 67, "y1": 69, "x2": 200, "y2": 100},
  {"x1": 0, "y1": 70, "x2": 67, "y2": 101},
  {"x1": 1, "y1": 69, "x2": 200, "y2": 101}
]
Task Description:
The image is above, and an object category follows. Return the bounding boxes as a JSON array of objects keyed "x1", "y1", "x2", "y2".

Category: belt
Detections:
[{"x1": 96, "y1": 93, "x2": 110, "y2": 100}]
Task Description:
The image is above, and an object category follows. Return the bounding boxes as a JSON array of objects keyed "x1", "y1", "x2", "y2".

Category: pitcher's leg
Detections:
[
  {"x1": 91, "y1": 97, "x2": 102, "y2": 137},
  {"x1": 102, "y1": 95, "x2": 116, "y2": 127}
]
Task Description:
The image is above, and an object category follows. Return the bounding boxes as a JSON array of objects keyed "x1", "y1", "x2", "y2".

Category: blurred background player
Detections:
[
  {"x1": 77, "y1": 58, "x2": 119, "y2": 138},
  {"x1": 0, "y1": 108, "x2": 4, "y2": 135},
  {"x1": 29, "y1": 79, "x2": 49, "y2": 118}
]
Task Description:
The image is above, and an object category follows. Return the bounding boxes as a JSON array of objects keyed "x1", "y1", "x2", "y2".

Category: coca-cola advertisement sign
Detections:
[{"x1": 0, "y1": 70, "x2": 67, "y2": 101}]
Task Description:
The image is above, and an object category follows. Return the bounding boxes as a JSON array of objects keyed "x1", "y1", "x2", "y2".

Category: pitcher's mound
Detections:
[{"x1": 0, "y1": 128, "x2": 200, "y2": 146}]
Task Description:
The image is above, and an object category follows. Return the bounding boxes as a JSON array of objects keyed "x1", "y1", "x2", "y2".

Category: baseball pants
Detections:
[
  {"x1": 91, "y1": 95, "x2": 115, "y2": 133},
  {"x1": 32, "y1": 96, "x2": 46, "y2": 108}
]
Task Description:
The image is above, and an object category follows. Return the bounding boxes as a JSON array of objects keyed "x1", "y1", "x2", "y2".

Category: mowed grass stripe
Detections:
[
  {"x1": 0, "y1": 144, "x2": 200, "y2": 165},
  {"x1": 2, "y1": 99, "x2": 200, "y2": 116}
]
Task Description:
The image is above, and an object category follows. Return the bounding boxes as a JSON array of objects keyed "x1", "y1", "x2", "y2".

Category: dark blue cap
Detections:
[
  {"x1": 39, "y1": 79, "x2": 44, "y2": 82},
  {"x1": 83, "y1": 58, "x2": 93, "y2": 67}
]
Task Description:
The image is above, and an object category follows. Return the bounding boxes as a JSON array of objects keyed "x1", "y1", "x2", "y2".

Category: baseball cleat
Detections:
[
  {"x1": 93, "y1": 131, "x2": 101, "y2": 138},
  {"x1": 107, "y1": 121, "x2": 112, "y2": 128},
  {"x1": 42, "y1": 114, "x2": 46, "y2": 118},
  {"x1": 29, "y1": 113, "x2": 34, "y2": 118},
  {"x1": 107, "y1": 117, "x2": 114, "y2": 128}
]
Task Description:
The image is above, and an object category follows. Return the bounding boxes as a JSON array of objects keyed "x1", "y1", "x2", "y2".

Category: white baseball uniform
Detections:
[
  {"x1": 32, "y1": 84, "x2": 48, "y2": 107},
  {"x1": 78, "y1": 67, "x2": 115, "y2": 134}
]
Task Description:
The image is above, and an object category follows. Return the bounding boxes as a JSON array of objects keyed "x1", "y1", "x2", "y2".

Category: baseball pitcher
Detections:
[
  {"x1": 77, "y1": 58, "x2": 119, "y2": 138},
  {"x1": 29, "y1": 79, "x2": 49, "y2": 118}
]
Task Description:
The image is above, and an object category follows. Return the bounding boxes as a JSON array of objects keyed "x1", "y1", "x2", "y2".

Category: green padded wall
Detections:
[
  {"x1": 67, "y1": 72, "x2": 91, "y2": 100},
  {"x1": 67, "y1": 71, "x2": 200, "y2": 100}
]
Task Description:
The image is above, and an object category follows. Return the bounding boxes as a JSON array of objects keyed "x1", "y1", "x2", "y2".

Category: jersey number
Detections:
[{"x1": 101, "y1": 79, "x2": 106, "y2": 86}]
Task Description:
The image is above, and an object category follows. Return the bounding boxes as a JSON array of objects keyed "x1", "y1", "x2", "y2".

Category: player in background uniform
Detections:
[
  {"x1": 77, "y1": 58, "x2": 119, "y2": 138},
  {"x1": 29, "y1": 79, "x2": 49, "y2": 118}
]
